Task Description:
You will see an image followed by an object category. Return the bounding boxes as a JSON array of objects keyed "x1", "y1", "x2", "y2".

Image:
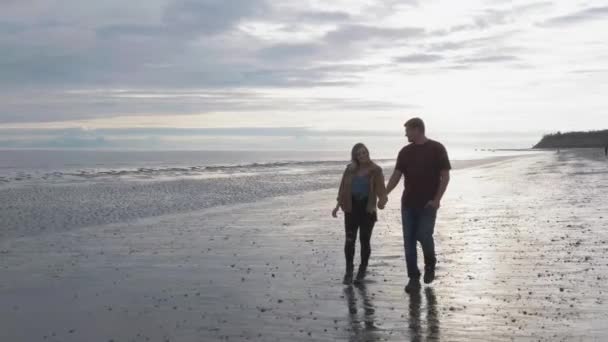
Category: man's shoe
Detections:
[
  {"x1": 343, "y1": 272, "x2": 353, "y2": 285},
  {"x1": 423, "y1": 266, "x2": 435, "y2": 284},
  {"x1": 405, "y1": 277, "x2": 421, "y2": 293}
]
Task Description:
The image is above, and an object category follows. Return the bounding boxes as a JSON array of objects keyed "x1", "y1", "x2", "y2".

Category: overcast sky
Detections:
[{"x1": 1, "y1": 0, "x2": 607, "y2": 148}]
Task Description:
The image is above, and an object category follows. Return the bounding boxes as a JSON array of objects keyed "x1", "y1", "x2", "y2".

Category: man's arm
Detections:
[
  {"x1": 386, "y1": 169, "x2": 403, "y2": 195},
  {"x1": 427, "y1": 143, "x2": 451, "y2": 209},
  {"x1": 375, "y1": 169, "x2": 388, "y2": 209},
  {"x1": 428, "y1": 169, "x2": 450, "y2": 208}
]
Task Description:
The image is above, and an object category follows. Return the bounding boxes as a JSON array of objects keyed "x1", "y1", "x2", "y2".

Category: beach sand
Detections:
[{"x1": 1, "y1": 149, "x2": 607, "y2": 341}]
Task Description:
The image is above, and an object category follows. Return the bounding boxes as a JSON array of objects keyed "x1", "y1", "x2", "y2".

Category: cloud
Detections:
[
  {"x1": 324, "y1": 24, "x2": 425, "y2": 45},
  {"x1": 438, "y1": 2, "x2": 553, "y2": 34},
  {"x1": 0, "y1": 0, "x2": 270, "y2": 89},
  {"x1": 162, "y1": 0, "x2": 268, "y2": 35},
  {"x1": 457, "y1": 55, "x2": 519, "y2": 64},
  {"x1": 0, "y1": 88, "x2": 409, "y2": 124},
  {"x1": 0, "y1": 21, "x2": 26, "y2": 34},
  {"x1": 96, "y1": 25, "x2": 168, "y2": 38},
  {"x1": 570, "y1": 69, "x2": 608, "y2": 75},
  {"x1": 2, "y1": 0, "x2": 416, "y2": 112},
  {"x1": 257, "y1": 42, "x2": 326, "y2": 62},
  {"x1": 256, "y1": 24, "x2": 426, "y2": 65},
  {"x1": 427, "y1": 31, "x2": 519, "y2": 52},
  {"x1": 395, "y1": 53, "x2": 444, "y2": 63},
  {"x1": 92, "y1": 0, "x2": 271, "y2": 38},
  {"x1": 541, "y1": 6, "x2": 608, "y2": 27},
  {"x1": 296, "y1": 11, "x2": 351, "y2": 22}
]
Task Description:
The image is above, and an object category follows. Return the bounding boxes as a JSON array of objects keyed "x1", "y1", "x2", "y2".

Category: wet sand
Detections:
[{"x1": 1, "y1": 149, "x2": 608, "y2": 341}]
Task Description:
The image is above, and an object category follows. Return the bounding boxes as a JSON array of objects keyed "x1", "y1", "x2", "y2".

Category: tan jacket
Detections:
[{"x1": 336, "y1": 162, "x2": 388, "y2": 213}]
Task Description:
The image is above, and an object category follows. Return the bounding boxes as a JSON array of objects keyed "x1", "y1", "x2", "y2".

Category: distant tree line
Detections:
[{"x1": 534, "y1": 129, "x2": 608, "y2": 148}]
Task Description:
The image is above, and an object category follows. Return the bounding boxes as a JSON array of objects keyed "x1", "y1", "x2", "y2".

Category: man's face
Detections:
[{"x1": 405, "y1": 126, "x2": 419, "y2": 142}]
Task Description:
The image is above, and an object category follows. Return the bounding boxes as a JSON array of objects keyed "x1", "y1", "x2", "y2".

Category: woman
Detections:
[{"x1": 332, "y1": 143, "x2": 388, "y2": 285}]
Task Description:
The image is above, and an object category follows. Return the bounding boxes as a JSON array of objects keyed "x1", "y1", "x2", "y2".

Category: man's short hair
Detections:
[{"x1": 404, "y1": 117, "x2": 425, "y2": 133}]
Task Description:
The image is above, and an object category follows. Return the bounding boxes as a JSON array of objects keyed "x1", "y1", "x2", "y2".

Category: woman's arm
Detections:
[
  {"x1": 336, "y1": 169, "x2": 347, "y2": 208},
  {"x1": 332, "y1": 168, "x2": 348, "y2": 217}
]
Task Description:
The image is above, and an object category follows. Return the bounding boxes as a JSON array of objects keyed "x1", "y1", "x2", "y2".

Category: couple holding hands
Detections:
[{"x1": 332, "y1": 118, "x2": 451, "y2": 293}]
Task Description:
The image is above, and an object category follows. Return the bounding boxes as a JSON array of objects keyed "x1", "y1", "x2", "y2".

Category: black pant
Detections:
[{"x1": 344, "y1": 197, "x2": 377, "y2": 273}]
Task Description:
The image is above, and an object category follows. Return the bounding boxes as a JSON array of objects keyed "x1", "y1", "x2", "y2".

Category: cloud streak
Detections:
[
  {"x1": 395, "y1": 54, "x2": 444, "y2": 63},
  {"x1": 0, "y1": 88, "x2": 410, "y2": 124},
  {"x1": 541, "y1": 6, "x2": 608, "y2": 26}
]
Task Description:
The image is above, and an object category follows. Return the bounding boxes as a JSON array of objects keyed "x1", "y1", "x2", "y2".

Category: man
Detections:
[{"x1": 386, "y1": 118, "x2": 451, "y2": 293}]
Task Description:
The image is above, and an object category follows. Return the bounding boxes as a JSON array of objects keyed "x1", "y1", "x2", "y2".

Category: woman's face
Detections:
[{"x1": 355, "y1": 147, "x2": 370, "y2": 164}]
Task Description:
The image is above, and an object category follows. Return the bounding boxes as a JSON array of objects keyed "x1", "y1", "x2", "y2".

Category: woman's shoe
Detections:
[{"x1": 354, "y1": 266, "x2": 366, "y2": 284}]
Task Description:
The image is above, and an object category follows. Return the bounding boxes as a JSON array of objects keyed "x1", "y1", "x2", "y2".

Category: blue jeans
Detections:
[{"x1": 402, "y1": 207, "x2": 437, "y2": 279}]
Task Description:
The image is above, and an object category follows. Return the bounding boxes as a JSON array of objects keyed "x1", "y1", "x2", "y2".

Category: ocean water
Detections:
[
  {"x1": 0, "y1": 148, "x2": 539, "y2": 239},
  {"x1": 0, "y1": 148, "x2": 533, "y2": 184}
]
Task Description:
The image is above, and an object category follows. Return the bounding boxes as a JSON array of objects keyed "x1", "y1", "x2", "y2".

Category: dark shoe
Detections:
[
  {"x1": 354, "y1": 266, "x2": 367, "y2": 284},
  {"x1": 343, "y1": 263, "x2": 354, "y2": 285},
  {"x1": 405, "y1": 277, "x2": 421, "y2": 293},
  {"x1": 343, "y1": 272, "x2": 353, "y2": 285},
  {"x1": 423, "y1": 265, "x2": 435, "y2": 284}
]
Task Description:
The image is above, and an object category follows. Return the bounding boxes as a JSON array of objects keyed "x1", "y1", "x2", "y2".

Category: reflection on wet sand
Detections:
[
  {"x1": 407, "y1": 287, "x2": 440, "y2": 342},
  {"x1": 344, "y1": 284, "x2": 380, "y2": 341},
  {"x1": 344, "y1": 284, "x2": 440, "y2": 341}
]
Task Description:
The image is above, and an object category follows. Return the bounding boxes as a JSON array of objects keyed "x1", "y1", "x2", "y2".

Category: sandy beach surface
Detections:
[{"x1": 1, "y1": 149, "x2": 607, "y2": 341}]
